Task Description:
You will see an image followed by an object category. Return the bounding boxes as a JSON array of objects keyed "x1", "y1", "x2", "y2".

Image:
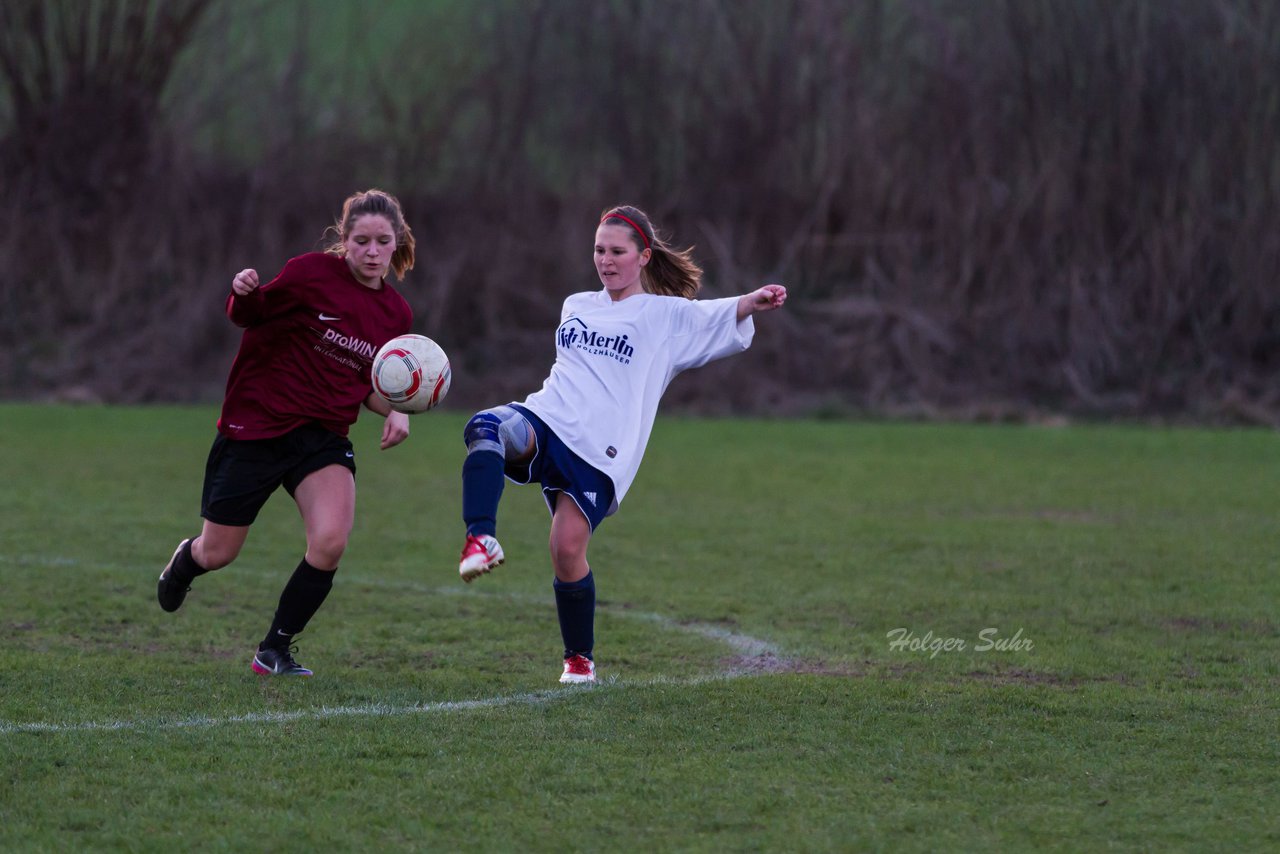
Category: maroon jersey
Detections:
[{"x1": 217, "y1": 252, "x2": 413, "y2": 440}]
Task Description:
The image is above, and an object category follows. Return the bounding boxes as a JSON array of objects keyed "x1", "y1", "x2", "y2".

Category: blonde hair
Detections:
[
  {"x1": 325, "y1": 189, "x2": 416, "y2": 281},
  {"x1": 600, "y1": 205, "x2": 701, "y2": 299}
]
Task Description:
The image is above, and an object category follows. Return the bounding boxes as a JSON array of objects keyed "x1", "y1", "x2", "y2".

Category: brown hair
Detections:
[
  {"x1": 325, "y1": 189, "x2": 416, "y2": 281},
  {"x1": 600, "y1": 205, "x2": 702, "y2": 299}
]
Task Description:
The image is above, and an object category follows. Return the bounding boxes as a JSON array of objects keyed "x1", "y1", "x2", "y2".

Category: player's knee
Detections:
[
  {"x1": 195, "y1": 539, "x2": 238, "y2": 571},
  {"x1": 465, "y1": 407, "x2": 533, "y2": 461},
  {"x1": 549, "y1": 544, "x2": 589, "y2": 582},
  {"x1": 307, "y1": 532, "x2": 348, "y2": 569},
  {"x1": 463, "y1": 411, "x2": 502, "y2": 455},
  {"x1": 497, "y1": 409, "x2": 533, "y2": 462},
  {"x1": 548, "y1": 523, "x2": 590, "y2": 578}
]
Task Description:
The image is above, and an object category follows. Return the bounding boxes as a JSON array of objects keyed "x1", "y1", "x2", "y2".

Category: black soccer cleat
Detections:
[
  {"x1": 156, "y1": 539, "x2": 193, "y2": 613},
  {"x1": 251, "y1": 646, "x2": 314, "y2": 677}
]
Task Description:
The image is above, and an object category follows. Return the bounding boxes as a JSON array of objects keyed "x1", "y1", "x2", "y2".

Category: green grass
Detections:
[{"x1": 1, "y1": 403, "x2": 1277, "y2": 851}]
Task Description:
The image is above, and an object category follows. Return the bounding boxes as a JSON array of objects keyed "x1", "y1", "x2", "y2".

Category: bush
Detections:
[{"x1": 2, "y1": 0, "x2": 1276, "y2": 422}]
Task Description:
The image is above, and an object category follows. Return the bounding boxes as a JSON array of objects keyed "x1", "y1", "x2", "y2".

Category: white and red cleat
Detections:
[
  {"x1": 459, "y1": 533, "x2": 504, "y2": 583},
  {"x1": 559, "y1": 654, "x2": 596, "y2": 684}
]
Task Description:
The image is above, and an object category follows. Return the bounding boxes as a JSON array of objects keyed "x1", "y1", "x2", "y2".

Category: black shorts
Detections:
[{"x1": 201, "y1": 423, "x2": 356, "y2": 526}]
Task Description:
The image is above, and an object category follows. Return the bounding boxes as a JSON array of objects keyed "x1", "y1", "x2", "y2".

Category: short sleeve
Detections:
[{"x1": 666, "y1": 296, "x2": 754, "y2": 372}]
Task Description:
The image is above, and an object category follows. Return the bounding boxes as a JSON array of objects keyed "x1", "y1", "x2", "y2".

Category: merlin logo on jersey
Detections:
[{"x1": 557, "y1": 317, "x2": 635, "y2": 365}]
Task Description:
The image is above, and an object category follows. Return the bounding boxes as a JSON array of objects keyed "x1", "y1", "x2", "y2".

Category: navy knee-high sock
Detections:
[
  {"x1": 462, "y1": 450, "x2": 505, "y2": 537},
  {"x1": 262, "y1": 558, "x2": 334, "y2": 650},
  {"x1": 553, "y1": 571, "x2": 595, "y2": 660}
]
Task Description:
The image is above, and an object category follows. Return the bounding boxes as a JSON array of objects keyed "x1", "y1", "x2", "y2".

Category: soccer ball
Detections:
[{"x1": 371, "y1": 334, "x2": 451, "y2": 413}]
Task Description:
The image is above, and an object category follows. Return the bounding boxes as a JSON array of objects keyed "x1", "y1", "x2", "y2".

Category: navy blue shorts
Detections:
[
  {"x1": 507, "y1": 405, "x2": 615, "y2": 531},
  {"x1": 201, "y1": 423, "x2": 356, "y2": 526}
]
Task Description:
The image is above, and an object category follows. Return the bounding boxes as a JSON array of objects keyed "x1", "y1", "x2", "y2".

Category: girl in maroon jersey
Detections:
[{"x1": 156, "y1": 189, "x2": 416, "y2": 677}]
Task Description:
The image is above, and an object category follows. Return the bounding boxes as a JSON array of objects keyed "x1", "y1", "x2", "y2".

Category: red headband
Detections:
[{"x1": 601, "y1": 211, "x2": 650, "y2": 250}]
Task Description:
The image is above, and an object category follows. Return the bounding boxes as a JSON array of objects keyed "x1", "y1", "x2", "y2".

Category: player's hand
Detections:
[
  {"x1": 381, "y1": 410, "x2": 410, "y2": 450},
  {"x1": 232, "y1": 269, "x2": 260, "y2": 296},
  {"x1": 738, "y1": 284, "x2": 787, "y2": 319},
  {"x1": 752, "y1": 284, "x2": 787, "y2": 311}
]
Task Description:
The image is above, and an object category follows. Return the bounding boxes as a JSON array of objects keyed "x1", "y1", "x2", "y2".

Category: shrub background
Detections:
[{"x1": 1, "y1": 0, "x2": 1276, "y2": 421}]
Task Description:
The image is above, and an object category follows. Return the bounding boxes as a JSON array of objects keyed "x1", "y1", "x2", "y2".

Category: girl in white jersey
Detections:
[{"x1": 457, "y1": 205, "x2": 787, "y2": 684}]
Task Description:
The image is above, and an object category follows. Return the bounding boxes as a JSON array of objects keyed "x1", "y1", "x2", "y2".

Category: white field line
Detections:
[
  {"x1": 0, "y1": 672, "x2": 748, "y2": 736},
  {"x1": 392, "y1": 578, "x2": 783, "y2": 658},
  {"x1": 1, "y1": 576, "x2": 785, "y2": 736}
]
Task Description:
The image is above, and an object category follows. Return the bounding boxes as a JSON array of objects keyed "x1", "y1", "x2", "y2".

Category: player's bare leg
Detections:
[
  {"x1": 551, "y1": 495, "x2": 596, "y2": 684},
  {"x1": 249, "y1": 464, "x2": 353, "y2": 676},
  {"x1": 157, "y1": 521, "x2": 248, "y2": 612}
]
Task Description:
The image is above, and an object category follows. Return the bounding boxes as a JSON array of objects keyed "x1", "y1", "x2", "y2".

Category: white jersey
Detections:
[{"x1": 519, "y1": 289, "x2": 754, "y2": 515}]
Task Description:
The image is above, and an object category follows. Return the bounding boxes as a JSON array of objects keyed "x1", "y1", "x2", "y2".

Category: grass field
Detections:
[{"x1": 1, "y1": 403, "x2": 1277, "y2": 851}]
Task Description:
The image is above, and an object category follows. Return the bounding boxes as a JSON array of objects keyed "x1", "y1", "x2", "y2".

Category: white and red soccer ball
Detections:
[{"x1": 371, "y1": 334, "x2": 451, "y2": 413}]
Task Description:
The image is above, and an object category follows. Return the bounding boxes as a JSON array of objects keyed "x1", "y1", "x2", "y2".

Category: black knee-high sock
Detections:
[
  {"x1": 462, "y1": 450, "x2": 506, "y2": 537},
  {"x1": 171, "y1": 538, "x2": 209, "y2": 585},
  {"x1": 553, "y1": 571, "x2": 595, "y2": 660},
  {"x1": 261, "y1": 558, "x2": 334, "y2": 650}
]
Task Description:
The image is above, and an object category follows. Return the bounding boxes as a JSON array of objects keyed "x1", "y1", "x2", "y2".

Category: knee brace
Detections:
[
  {"x1": 463, "y1": 411, "x2": 502, "y2": 455},
  {"x1": 463, "y1": 406, "x2": 532, "y2": 461}
]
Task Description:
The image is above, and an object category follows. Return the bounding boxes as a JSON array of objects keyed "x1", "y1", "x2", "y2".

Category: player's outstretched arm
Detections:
[{"x1": 737, "y1": 284, "x2": 788, "y2": 321}]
